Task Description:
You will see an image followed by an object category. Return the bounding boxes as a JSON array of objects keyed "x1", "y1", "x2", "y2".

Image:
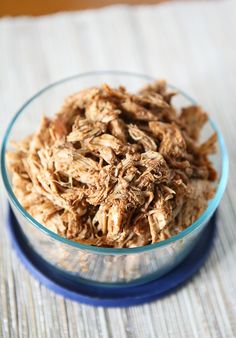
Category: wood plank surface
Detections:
[{"x1": 0, "y1": 0, "x2": 168, "y2": 17}]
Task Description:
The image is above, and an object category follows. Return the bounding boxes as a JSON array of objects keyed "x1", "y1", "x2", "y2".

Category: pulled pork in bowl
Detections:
[{"x1": 1, "y1": 72, "x2": 228, "y2": 285}]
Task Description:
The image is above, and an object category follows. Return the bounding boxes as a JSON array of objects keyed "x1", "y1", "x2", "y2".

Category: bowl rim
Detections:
[{"x1": 1, "y1": 70, "x2": 229, "y2": 254}]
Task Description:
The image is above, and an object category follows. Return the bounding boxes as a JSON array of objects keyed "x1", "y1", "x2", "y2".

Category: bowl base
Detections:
[{"x1": 7, "y1": 206, "x2": 217, "y2": 307}]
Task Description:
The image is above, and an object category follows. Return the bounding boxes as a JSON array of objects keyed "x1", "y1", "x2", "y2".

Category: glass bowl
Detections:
[{"x1": 1, "y1": 71, "x2": 229, "y2": 287}]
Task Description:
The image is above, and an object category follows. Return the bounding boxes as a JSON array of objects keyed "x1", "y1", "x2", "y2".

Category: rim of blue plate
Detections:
[{"x1": 1, "y1": 70, "x2": 229, "y2": 254}]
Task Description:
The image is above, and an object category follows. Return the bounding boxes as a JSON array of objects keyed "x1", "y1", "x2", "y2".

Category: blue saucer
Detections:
[{"x1": 7, "y1": 207, "x2": 216, "y2": 307}]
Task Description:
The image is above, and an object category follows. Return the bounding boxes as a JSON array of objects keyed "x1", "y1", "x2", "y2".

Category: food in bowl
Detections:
[{"x1": 7, "y1": 80, "x2": 217, "y2": 248}]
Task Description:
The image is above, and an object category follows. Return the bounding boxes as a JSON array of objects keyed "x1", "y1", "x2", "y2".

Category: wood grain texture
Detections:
[
  {"x1": 0, "y1": 1, "x2": 236, "y2": 337},
  {"x1": 0, "y1": 0, "x2": 169, "y2": 16}
]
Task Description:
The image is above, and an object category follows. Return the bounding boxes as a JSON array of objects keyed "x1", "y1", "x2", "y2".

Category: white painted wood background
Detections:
[{"x1": 0, "y1": 1, "x2": 236, "y2": 337}]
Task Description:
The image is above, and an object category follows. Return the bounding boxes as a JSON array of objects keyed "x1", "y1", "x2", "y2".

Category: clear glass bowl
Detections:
[{"x1": 1, "y1": 71, "x2": 229, "y2": 286}]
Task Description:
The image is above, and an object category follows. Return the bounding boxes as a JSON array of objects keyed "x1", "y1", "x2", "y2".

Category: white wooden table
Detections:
[{"x1": 0, "y1": 1, "x2": 236, "y2": 337}]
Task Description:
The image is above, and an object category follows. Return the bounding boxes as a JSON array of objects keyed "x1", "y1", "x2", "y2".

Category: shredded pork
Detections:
[{"x1": 7, "y1": 80, "x2": 217, "y2": 247}]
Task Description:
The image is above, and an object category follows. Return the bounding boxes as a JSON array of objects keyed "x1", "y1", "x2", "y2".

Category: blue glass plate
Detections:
[{"x1": 7, "y1": 207, "x2": 216, "y2": 307}]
